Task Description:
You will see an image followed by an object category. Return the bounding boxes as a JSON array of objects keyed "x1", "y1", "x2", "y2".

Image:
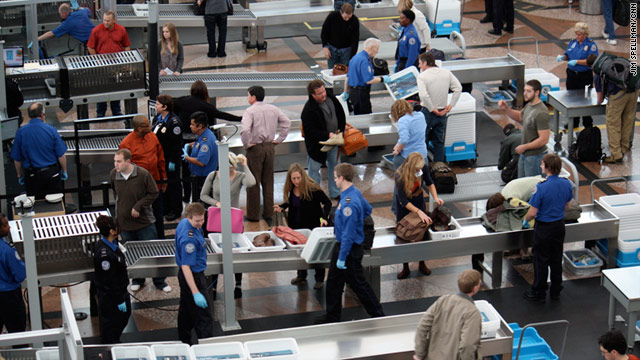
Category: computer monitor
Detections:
[{"x1": 3, "y1": 47, "x2": 24, "y2": 68}]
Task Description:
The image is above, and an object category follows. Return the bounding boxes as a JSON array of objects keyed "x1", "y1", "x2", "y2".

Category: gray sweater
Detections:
[
  {"x1": 200, "y1": 165, "x2": 256, "y2": 208},
  {"x1": 205, "y1": 0, "x2": 227, "y2": 15}
]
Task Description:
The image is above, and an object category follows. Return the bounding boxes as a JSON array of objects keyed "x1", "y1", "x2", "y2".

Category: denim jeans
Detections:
[
  {"x1": 96, "y1": 101, "x2": 122, "y2": 117},
  {"x1": 602, "y1": 0, "x2": 616, "y2": 39},
  {"x1": 205, "y1": 13, "x2": 228, "y2": 56},
  {"x1": 517, "y1": 151, "x2": 545, "y2": 178},
  {"x1": 121, "y1": 224, "x2": 167, "y2": 287},
  {"x1": 422, "y1": 109, "x2": 447, "y2": 162},
  {"x1": 307, "y1": 146, "x2": 340, "y2": 198},
  {"x1": 390, "y1": 154, "x2": 406, "y2": 215},
  {"x1": 328, "y1": 45, "x2": 351, "y2": 69}
]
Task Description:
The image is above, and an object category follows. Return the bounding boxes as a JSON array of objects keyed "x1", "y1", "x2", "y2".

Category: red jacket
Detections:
[{"x1": 119, "y1": 132, "x2": 166, "y2": 189}]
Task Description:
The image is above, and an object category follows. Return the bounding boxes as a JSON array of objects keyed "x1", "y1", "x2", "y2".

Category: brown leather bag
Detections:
[
  {"x1": 395, "y1": 212, "x2": 429, "y2": 242},
  {"x1": 332, "y1": 64, "x2": 348, "y2": 75},
  {"x1": 340, "y1": 123, "x2": 368, "y2": 156}
]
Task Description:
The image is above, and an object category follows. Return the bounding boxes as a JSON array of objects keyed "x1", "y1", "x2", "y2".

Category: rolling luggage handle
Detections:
[
  {"x1": 507, "y1": 36, "x2": 541, "y2": 68},
  {"x1": 515, "y1": 320, "x2": 570, "y2": 360},
  {"x1": 590, "y1": 177, "x2": 628, "y2": 203}
]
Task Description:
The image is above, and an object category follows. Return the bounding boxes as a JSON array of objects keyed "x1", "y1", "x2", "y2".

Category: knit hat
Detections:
[{"x1": 229, "y1": 153, "x2": 239, "y2": 167}]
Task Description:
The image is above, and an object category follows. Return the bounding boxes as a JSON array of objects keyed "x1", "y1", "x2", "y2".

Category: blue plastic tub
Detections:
[{"x1": 491, "y1": 323, "x2": 559, "y2": 360}]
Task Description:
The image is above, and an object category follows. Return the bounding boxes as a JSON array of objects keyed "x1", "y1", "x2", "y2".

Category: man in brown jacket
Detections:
[
  {"x1": 414, "y1": 270, "x2": 482, "y2": 360},
  {"x1": 109, "y1": 149, "x2": 169, "y2": 293}
]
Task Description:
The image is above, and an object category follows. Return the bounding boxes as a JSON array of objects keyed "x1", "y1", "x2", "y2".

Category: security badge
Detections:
[
  {"x1": 101, "y1": 260, "x2": 110, "y2": 271},
  {"x1": 185, "y1": 243, "x2": 195, "y2": 254},
  {"x1": 161, "y1": 127, "x2": 167, "y2": 134},
  {"x1": 584, "y1": 45, "x2": 588, "y2": 51}
]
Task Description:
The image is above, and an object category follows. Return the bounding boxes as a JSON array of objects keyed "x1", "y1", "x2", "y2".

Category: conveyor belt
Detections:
[
  {"x1": 123, "y1": 239, "x2": 215, "y2": 267},
  {"x1": 63, "y1": 135, "x2": 126, "y2": 152},
  {"x1": 161, "y1": 72, "x2": 322, "y2": 83}
]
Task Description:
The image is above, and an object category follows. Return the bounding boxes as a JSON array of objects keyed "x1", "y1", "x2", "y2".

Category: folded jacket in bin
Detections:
[{"x1": 273, "y1": 226, "x2": 307, "y2": 245}]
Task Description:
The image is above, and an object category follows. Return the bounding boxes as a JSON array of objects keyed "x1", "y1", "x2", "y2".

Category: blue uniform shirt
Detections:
[
  {"x1": 334, "y1": 185, "x2": 372, "y2": 262},
  {"x1": 101, "y1": 237, "x2": 118, "y2": 252},
  {"x1": 529, "y1": 175, "x2": 573, "y2": 222},
  {"x1": 175, "y1": 218, "x2": 207, "y2": 273},
  {"x1": 189, "y1": 128, "x2": 218, "y2": 176},
  {"x1": 10, "y1": 118, "x2": 68, "y2": 169},
  {"x1": 52, "y1": 8, "x2": 95, "y2": 43},
  {"x1": 564, "y1": 38, "x2": 598, "y2": 73},
  {"x1": 0, "y1": 238, "x2": 26, "y2": 291},
  {"x1": 397, "y1": 23, "x2": 421, "y2": 70},
  {"x1": 347, "y1": 50, "x2": 375, "y2": 87}
]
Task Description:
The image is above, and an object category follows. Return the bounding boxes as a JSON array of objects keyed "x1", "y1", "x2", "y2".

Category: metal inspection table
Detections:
[
  {"x1": 200, "y1": 312, "x2": 514, "y2": 360},
  {"x1": 602, "y1": 266, "x2": 640, "y2": 352},
  {"x1": 359, "y1": 35, "x2": 465, "y2": 62},
  {"x1": 547, "y1": 89, "x2": 640, "y2": 148}
]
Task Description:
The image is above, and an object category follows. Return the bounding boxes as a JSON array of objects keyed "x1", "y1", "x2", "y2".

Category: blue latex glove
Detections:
[
  {"x1": 341, "y1": 92, "x2": 349, "y2": 101},
  {"x1": 193, "y1": 292, "x2": 208, "y2": 309},
  {"x1": 61, "y1": 171, "x2": 68, "y2": 181},
  {"x1": 18, "y1": 176, "x2": 24, "y2": 185},
  {"x1": 117, "y1": 302, "x2": 127, "y2": 312},
  {"x1": 568, "y1": 60, "x2": 577, "y2": 66},
  {"x1": 28, "y1": 41, "x2": 33, "y2": 49},
  {"x1": 394, "y1": 63, "x2": 399, "y2": 73},
  {"x1": 336, "y1": 259, "x2": 346, "y2": 270},
  {"x1": 383, "y1": 75, "x2": 391, "y2": 84},
  {"x1": 168, "y1": 162, "x2": 176, "y2": 172},
  {"x1": 182, "y1": 145, "x2": 190, "y2": 161},
  {"x1": 522, "y1": 219, "x2": 530, "y2": 229},
  {"x1": 70, "y1": 0, "x2": 79, "y2": 9},
  {"x1": 556, "y1": 54, "x2": 564, "y2": 62}
]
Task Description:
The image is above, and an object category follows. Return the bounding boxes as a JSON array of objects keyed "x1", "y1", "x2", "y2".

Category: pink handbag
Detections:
[{"x1": 207, "y1": 206, "x2": 244, "y2": 233}]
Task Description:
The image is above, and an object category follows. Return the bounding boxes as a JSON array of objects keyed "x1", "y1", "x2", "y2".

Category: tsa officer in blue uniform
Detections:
[
  {"x1": 11, "y1": 102, "x2": 68, "y2": 199},
  {"x1": 318, "y1": 163, "x2": 385, "y2": 323},
  {"x1": 175, "y1": 203, "x2": 213, "y2": 344},
  {"x1": 183, "y1": 111, "x2": 218, "y2": 203},
  {"x1": 344, "y1": 38, "x2": 390, "y2": 115},
  {"x1": 0, "y1": 213, "x2": 27, "y2": 335},
  {"x1": 93, "y1": 215, "x2": 131, "y2": 344},
  {"x1": 395, "y1": 10, "x2": 421, "y2": 73},
  {"x1": 522, "y1": 154, "x2": 573, "y2": 302},
  {"x1": 556, "y1": 22, "x2": 599, "y2": 128}
]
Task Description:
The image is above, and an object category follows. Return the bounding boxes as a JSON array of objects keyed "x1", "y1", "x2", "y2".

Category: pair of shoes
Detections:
[
  {"x1": 244, "y1": 216, "x2": 259, "y2": 222},
  {"x1": 157, "y1": 284, "x2": 172, "y2": 293},
  {"x1": 479, "y1": 16, "x2": 492, "y2": 23},
  {"x1": 234, "y1": 287, "x2": 242, "y2": 299},
  {"x1": 606, "y1": 38, "x2": 618, "y2": 45},
  {"x1": 602, "y1": 29, "x2": 609, "y2": 38},
  {"x1": 207, "y1": 53, "x2": 217, "y2": 58},
  {"x1": 217, "y1": 52, "x2": 227, "y2": 57},
  {"x1": 418, "y1": 262, "x2": 432, "y2": 276},
  {"x1": 503, "y1": 27, "x2": 514, "y2": 33},
  {"x1": 397, "y1": 267, "x2": 410, "y2": 279},
  {"x1": 488, "y1": 29, "x2": 502, "y2": 35},
  {"x1": 130, "y1": 284, "x2": 142, "y2": 292},
  {"x1": 319, "y1": 133, "x2": 344, "y2": 146},
  {"x1": 291, "y1": 277, "x2": 307, "y2": 285},
  {"x1": 523, "y1": 290, "x2": 545, "y2": 302},
  {"x1": 603, "y1": 155, "x2": 623, "y2": 164},
  {"x1": 313, "y1": 281, "x2": 324, "y2": 290}
]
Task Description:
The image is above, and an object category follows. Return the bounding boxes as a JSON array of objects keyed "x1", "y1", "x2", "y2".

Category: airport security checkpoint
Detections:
[{"x1": 1, "y1": 0, "x2": 640, "y2": 358}]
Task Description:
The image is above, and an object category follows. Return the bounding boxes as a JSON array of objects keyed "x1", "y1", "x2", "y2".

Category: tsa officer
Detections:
[
  {"x1": 93, "y1": 215, "x2": 131, "y2": 344},
  {"x1": 153, "y1": 95, "x2": 184, "y2": 221},
  {"x1": 0, "y1": 213, "x2": 27, "y2": 335},
  {"x1": 11, "y1": 102, "x2": 68, "y2": 199},
  {"x1": 317, "y1": 163, "x2": 385, "y2": 323},
  {"x1": 175, "y1": 203, "x2": 213, "y2": 344},
  {"x1": 395, "y1": 10, "x2": 421, "y2": 73},
  {"x1": 344, "y1": 38, "x2": 390, "y2": 115},
  {"x1": 183, "y1": 112, "x2": 218, "y2": 203}
]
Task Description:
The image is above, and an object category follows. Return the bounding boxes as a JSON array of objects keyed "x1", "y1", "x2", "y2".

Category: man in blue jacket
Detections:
[
  {"x1": 317, "y1": 163, "x2": 385, "y2": 323},
  {"x1": 183, "y1": 112, "x2": 218, "y2": 203},
  {"x1": 38, "y1": 3, "x2": 95, "y2": 45},
  {"x1": 0, "y1": 214, "x2": 27, "y2": 335}
]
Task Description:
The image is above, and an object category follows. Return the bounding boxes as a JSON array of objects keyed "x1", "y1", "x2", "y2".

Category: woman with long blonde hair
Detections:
[
  {"x1": 394, "y1": 152, "x2": 443, "y2": 279},
  {"x1": 274, "y1": 163, "x2": 332, "y2": 289},
  {"x1": 158, "y1": 23, "x2": 184, "y2": 76}
]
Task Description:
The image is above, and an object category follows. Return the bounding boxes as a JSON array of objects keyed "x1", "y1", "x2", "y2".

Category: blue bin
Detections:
[{"x1": 492, "y1": 323, "x2": 559, "y2": 360}]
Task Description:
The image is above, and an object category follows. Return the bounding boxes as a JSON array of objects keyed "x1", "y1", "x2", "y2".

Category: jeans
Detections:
[
  {"x1": 517, "y1": 151, "x2": 545, "y2": 178},
  {"x1": 422, "y1": 109, "x2": 447, "y2": 162},
  {"x1": 96, "y1": 101, "x2": 122, "y2": 117},
  {"x1": 328, "y1": 45, "x2": 351, "y2": 69},
  {"x1": 390, "y1": 154, "x2": 405, "y2": 215},
  {"x1": 602, "y1": 0, "x2": 616, "y2": 39},
  {"x1": 307, "y1": 146, "x2": 340, "y2": 198},
  {"x1": 205, "y1": 14, "x2": 228, "y2": 56},
  {"x1": 121, "y1": 224, "x2": 166, "y2": 287}
]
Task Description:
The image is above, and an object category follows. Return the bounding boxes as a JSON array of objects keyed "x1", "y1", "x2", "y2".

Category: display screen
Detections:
[{"x1": 3, "y1": 47, "x2": 24, "y2": 67}]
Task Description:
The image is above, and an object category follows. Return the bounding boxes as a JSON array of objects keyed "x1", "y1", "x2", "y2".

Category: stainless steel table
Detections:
[
  {"x1": 602, "y1": 266, "x2": 640, "y2": 352},
  {"x1": 200, "y1": 311, "x2": 514, "y2": 359}
]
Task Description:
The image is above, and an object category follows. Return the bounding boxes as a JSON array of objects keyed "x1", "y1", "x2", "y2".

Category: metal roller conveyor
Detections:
[
  {"x1": 159, "y1": 71, "x2": 328, "y2": 97},
  {"x1": 103, "y1": 4, "x2": 258, "y2": 28},
  {"x1": 123, "y1": 240, "x2": 215, "y2": 267},
  {"x1": 59, "y1": 129, "x2": 130, "y2": 162}
]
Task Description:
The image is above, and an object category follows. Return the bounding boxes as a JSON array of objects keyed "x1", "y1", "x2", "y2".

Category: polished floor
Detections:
[{"x1": 11, "y1": 0, "x2": 640, "y2": 357}]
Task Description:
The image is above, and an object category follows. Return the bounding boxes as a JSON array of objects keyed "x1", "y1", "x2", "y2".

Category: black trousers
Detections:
[
  {"x1": 153, "y1": 191, "x2": 164, "y2": 239},
  {"x1": 182, "y1": 160, "x2": 192, "y2": 202},
  {"x1": 98, "y1": 293, "x2": 131, "y2": 344},
  {"x1": 349, "y1": 86, "x2": 372, "y2": 115},
  {"x1": 485, "y1": 0, "x2": 493, "y2": 19},
  {"x1": 566, "y1": 68, "x2": 594, "y2": 127},
  {"x1": 178, "y1": 269, "x2": 214, "y2": 344},
  {"x1": 492, "y1": 0, "x2": 514, "y2": 31},
  {"x1": 0, "y1": 288, "x2": 26, "y2": 334},
  {"x1": 204, "y1": 14, "x2": 228, "y2": 56},
  {"x1": 164, "y1": 161, "x2": 183, "y2": 216},
  {"x1": 297, "y1": 268, "x2": 326, "y2": 283},
  {"x1": 325, "y1": 243, "x2": 385, "y2": 322},
  {"x1": 25, "y1": 164, "x2": 63, "y2": 200},
  {"x1": 532, "y1": 220, "x2": 565, "y2": 296},
  {"x1": 191, "y1": 175, "x2": 207, "y2": 204}
]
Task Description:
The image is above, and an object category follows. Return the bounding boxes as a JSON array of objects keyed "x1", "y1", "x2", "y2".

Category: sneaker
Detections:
[
  {"x1": 603, "y1": 155, "x2": 623, "y2": 164},
  {"x1": 602, "y1": 30, "x2": 609, "y2": 38},
  {"x1": 130, "y1": 284, "x2": 141, "y2": 292},
  {"x1": 290, "y1": 276, "x2": 307, "y2": 285},
  {"x1": 313, "y1": 281, "x2": 324, "y2": 290},
  {"x1": 161, "y1": 285, "x2": 172, "y2": 293},
  {"x1": 606, "y1": 38, "x2": 618, "y2": 45}
]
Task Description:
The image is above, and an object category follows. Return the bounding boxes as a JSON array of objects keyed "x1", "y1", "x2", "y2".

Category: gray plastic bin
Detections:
[
  {"x1": 483, "y1": 90, "x2": 513, "y2": 108},
  {"x1": 562, "y1": 249, "x2": 603, "y2": 276}
]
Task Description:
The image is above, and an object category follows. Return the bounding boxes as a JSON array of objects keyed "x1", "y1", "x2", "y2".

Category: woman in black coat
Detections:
[{"x1": 274, "y1": 163, "x2": 332, "y2": 289}]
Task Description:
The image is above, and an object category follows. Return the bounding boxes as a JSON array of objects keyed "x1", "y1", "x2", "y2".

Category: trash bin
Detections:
[{"x1": 580, "y1": 0, "x2": 601, "y2": 15}]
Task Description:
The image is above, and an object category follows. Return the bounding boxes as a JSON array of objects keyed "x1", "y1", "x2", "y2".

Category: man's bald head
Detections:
[{"x1": 59, "y1": 3, "x2": 71, "y2": 18}]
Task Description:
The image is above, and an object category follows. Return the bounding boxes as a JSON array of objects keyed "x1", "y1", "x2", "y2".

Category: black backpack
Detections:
[
  {"x1": 614, "y1": 0, "x2": 639, "y2": 26},
  {"x1": 428, "y1": 48, "x2": 445, "y2": 61},
  {"x1": 569, "y1": 125, "x2": 603, "y2": 162},
  {"x1": 372, "y1": 58, "x2": 389, "y2": 75},
  {"x1": 592, "y1": 52, "x2": 640, "y2": 93},
  {"x1": 500, "y1": 157, "x2": 518, "y2": 183},
  {"x1": 429, "y1": 162, "x2": 457, "y2": 194}
]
